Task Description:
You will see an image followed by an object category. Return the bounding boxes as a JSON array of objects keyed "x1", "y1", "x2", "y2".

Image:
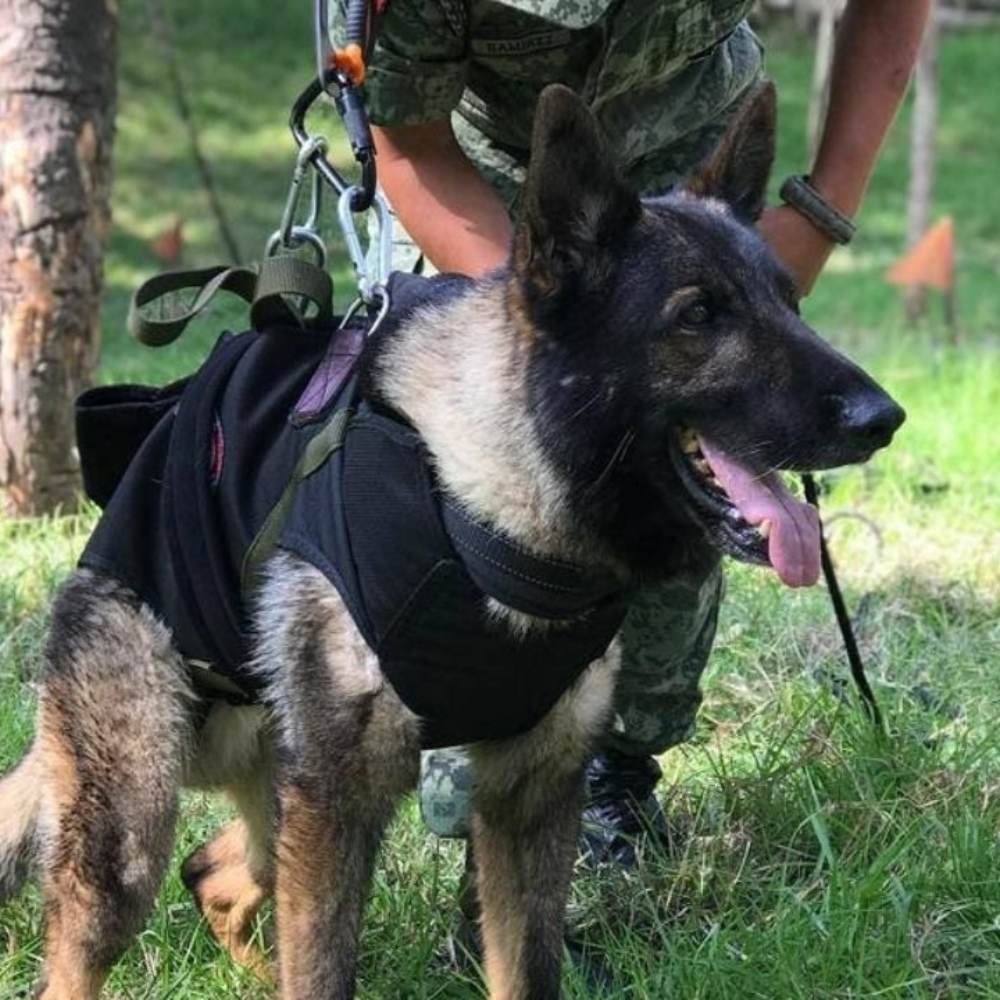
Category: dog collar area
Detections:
[{"x1": 440, "y1": 501, "x2": 626, "y2": 620}]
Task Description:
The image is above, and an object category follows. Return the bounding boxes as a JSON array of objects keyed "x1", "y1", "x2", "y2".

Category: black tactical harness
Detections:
[{"x1": 77, "y1": 273, "x2": 629, "y2": 748}]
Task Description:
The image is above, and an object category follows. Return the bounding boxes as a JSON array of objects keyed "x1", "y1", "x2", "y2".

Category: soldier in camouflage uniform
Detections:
[{"x1": 330, "y1": 0, "x2": 930, "y2": 859}]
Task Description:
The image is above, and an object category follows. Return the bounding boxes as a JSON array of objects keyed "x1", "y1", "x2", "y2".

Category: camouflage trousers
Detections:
[{"x1": 421, "y1": 564, "x2": 723, "y2": 838}]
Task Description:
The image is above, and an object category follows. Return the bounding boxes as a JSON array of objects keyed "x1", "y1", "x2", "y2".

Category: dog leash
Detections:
[{"x1": 802, "y1": 473, "x2": 885, "y2": 735}]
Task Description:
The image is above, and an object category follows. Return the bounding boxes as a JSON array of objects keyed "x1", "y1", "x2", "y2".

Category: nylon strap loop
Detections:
[
  {"x1": 129, "y1": 266, "x2": 258, "y2": 346},
  {"x1": 128, "y1": 257, "x2": 334, "y2": 346},
  {"x1": 251, "y1": 255, "x2": 334, "y2": 329}
]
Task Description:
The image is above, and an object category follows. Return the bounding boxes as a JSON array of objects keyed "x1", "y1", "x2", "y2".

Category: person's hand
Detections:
[{"x1": 756, "y1": 204, "x2": 835, "y2": 298}]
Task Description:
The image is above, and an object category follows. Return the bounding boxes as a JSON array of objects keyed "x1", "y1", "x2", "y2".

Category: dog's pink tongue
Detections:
[{"x1": 697, "y1": 437, "x2": 821, "y2": 588}]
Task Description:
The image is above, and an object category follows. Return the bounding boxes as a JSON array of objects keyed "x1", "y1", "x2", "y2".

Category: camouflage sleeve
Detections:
[{"x1": 331, "y1": 1, "x2": 468, "y2": 126}]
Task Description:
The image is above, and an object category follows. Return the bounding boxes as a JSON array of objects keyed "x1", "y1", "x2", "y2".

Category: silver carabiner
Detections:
[
  {"x1": 338, "y1": 283, "x2": 391, "y2": 339},
  {"x1": 337, "y1": 184, "x2": 392, "y2": 304},
  {"x1": 264, "y1": 225, "x2": 328, "y2": 270},
  {"x1": 267, "y1": 135, "x2": 328, "y2": 256}
]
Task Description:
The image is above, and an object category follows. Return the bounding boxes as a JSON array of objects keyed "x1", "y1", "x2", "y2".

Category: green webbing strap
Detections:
[
  {"x1": 129, "y1": 265, "x2": 256, "y2": 346},
  {"x1": 128, "y1": 257, "x2": 334, "y2": 346},
  {"x1": 240, "y1": 407, "x2": 352, "y2": 600},
  {"x1": 251, "y1": 254, "x2": 334, "y2": 329}
]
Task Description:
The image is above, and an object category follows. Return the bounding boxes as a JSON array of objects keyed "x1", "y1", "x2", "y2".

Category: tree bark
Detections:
[
  {"x1": 806, "y1": 0, "x2": 845, "y2": 164},
  {"x1": 0, "y1": 0, "x2": 118, "y2": 514},
  {"x1": 904, "y1": 0, "x2": 939, "y2": 324}
]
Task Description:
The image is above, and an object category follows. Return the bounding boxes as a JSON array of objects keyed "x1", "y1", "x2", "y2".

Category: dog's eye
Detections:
[{"x1": 678, "y1": 296, "x2": 715, "y2": 329}]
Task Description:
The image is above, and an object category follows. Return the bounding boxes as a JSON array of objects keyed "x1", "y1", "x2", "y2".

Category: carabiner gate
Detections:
[{"x1": 337, "y1": 185, "x2": 392, "y2": 305}]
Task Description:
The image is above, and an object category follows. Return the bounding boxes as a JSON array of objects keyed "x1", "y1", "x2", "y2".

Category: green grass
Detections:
[{"x1": 2, "y1": 4, "x2": 1000, "y2": 997}]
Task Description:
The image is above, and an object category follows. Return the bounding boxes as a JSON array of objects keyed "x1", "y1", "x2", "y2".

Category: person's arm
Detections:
[
  {"x1": 373, "y1": 120, "x2": 512, "y2": 276},
  {"x1": 758, "y1": 0, "x2": 931, "y2": 294}
]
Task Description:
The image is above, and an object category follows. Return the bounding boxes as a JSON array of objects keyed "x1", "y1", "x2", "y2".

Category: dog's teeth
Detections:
[
  {"x1": 757, "y1": 519, "x2": 772, "y2": 540},
  {"x1": 680, "y1": 429, "x2": 699, "y2": 454},
  {"x1": 694, "y1": 458, "x2": 711, "y2": 476}
]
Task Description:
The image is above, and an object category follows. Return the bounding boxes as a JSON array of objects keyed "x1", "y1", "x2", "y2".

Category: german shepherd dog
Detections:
[{"x1": 0, "y1": 83, "x2": 903, "y2": 999}]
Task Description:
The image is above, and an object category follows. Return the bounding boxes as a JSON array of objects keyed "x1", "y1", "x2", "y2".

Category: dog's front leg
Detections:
[
  {"x1": 469, "y1": 657, "x2": 618, "y2": 1000},
  {"x1": 272, "y1": 673, "x2": 420, "y2": 999},
  {"x1": 258, "y1": 559, "x2": 422, "y2": 1000},
  {"x1": 470, "y1": 755, "x2": 582, "y2": 1000}
]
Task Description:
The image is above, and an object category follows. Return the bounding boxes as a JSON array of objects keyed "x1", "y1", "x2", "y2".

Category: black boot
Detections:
[{"x1": 578, "y1": 750, "x2": 672, "y2": 868}]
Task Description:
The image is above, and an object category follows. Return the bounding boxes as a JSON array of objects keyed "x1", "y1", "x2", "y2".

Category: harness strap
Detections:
[
  {"x1": 440, "y1": 501, "x2": 627, "y2": 620},
  {"x1": 128, "y1": 256, "x2": 334, "y2": 346},
  {"x1": 241, "y1": 406, "x2": 353, "y2": 600},
  {"x1": 188, "y1": 660, "x2": 255, "y2": 706}
]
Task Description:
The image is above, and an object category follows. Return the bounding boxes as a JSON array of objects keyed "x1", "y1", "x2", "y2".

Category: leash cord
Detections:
[{"x1": 802, "y1": 473, "x2": 886, "y2": 735}]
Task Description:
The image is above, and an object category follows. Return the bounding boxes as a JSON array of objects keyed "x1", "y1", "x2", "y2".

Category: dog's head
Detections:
[{"x1": 512, "y1": 83, "x2": 905, "y2": 587}]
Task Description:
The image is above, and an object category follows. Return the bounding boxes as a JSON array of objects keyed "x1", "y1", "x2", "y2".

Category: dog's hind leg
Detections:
[
  {"x1": 256, "y1": 557, "x2": 421, "y2": 1000},
  {"x1": 181, "y1": 772, "x2": 274, "y2": 979},
  {"x1": 470, "y1": 653, "x2": 619, "y2": 1000},
  {"x1": 32, "y1": 572, "x2": 192, "y2": 1000}
]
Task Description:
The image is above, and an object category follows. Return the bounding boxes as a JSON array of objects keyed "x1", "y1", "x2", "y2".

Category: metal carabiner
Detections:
[
  {"x1": 338, "y1": 283, "x2": 392, "y2": 344},
  {"x1": 336, "y1": 184, "x2": 392, "y2": 304},
  {"x1": 264, "y1": 225, "x2": 328, "y2": 270},
  {"x1": 267, "y1": 135, "x2": 328, "y2": 256}
]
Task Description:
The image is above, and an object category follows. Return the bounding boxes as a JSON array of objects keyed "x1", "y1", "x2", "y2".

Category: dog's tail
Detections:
[{"x1": 0, "y1": 746, "x2": 42, "y2": 899}]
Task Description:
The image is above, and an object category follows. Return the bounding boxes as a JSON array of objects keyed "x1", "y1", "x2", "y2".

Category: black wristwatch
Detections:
[{"x1": 779, "y1": 174, "x2": 856, "y2": 245}]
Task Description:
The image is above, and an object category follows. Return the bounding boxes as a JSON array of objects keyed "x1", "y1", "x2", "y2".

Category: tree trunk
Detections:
[
  {"x1": 904, "y1": 0, "x2": 939, "y2": 324},
  {"x1": 0, "y1": 0, "x2": 118, "y2": 514},
  {"x1": 806, "y1": 0, "x2": 845, "y2": 164}
]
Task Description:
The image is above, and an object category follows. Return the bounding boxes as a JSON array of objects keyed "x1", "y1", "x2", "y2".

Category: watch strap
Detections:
[{"x1": 779, "y1": 174, "x2": 856, "y2": 245}]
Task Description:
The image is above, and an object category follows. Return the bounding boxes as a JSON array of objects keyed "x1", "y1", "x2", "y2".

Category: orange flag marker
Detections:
[{"x1": 886, "y1": 216, "x2": 954, "y2": 291}]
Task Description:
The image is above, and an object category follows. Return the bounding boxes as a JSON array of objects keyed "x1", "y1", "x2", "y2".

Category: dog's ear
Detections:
[
  {"x1": 683, "y1": 81, "x2": 776, "y2": 223},
  {"x1": 514, "y1": 84, "x2": 640, "y2": 297}
]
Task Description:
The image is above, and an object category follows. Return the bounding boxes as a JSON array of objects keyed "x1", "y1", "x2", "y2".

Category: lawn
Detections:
[{"x1": 2, "y1": 3, "x2": 999, "y2": 998}]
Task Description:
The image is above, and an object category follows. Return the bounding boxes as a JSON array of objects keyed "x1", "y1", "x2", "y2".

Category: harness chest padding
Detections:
[{"x1": 280, "y1": 407, "x2": 628, "y2": 749}]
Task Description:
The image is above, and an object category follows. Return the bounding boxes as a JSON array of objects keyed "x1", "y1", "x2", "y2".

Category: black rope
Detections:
[{"x1": 802, "y1": 473, "x2": 885, "y2": 735}]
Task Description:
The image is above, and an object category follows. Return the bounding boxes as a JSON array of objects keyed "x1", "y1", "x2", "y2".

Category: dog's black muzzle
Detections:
[{"x1": 827, "y1": 389, "x2": 906, "y2": 456}]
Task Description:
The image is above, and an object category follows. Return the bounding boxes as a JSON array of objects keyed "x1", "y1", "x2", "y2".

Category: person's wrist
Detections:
[
  {"x1": 757, "y1": 204, "x2": 834, "y2": 297},
  {"x1": 806, "y1": 165, "x2": 864, "y2": 220}
]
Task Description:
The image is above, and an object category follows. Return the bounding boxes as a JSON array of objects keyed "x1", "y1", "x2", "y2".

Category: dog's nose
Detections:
[{"x1": 831, "y1": 392, "x2": 906, "y2": 451}]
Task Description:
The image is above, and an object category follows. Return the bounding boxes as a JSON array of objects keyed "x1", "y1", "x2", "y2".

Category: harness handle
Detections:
[{"x1": 128, "y1": 257, "x2": 334, "y2": 346}]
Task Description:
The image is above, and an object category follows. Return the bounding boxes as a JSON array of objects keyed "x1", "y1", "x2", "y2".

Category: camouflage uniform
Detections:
[{"x1": 333, "y1": 0, "x2": 760, "y2": 837}]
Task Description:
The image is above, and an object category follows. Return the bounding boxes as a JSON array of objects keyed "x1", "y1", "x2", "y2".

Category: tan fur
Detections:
[
  {"x1": 375, "y1": 286, "x2": 624, "y2": 577},
  {"x1": 183, "y1": 819, "x2": 271, "y2": 978},
  {"x1": 17, "y1": 576, "x2": 194, "y2": 999},
  {"x1": 472, "y1": 650, "x2": 619, "y2": 999},
  {"x1": 273, "y1": 783, "x2": 335, "y2": 994},
  {"x1": 269, "y1": 621, "x2": 421, "y2": 997},
  {"x1": 185, "y1": 702, "x2": 268, "y2": 788},
  {"x1": 35, "y1": 712, "x2": 105, "y2": 1000},
  {"x1": 0, "y1": 748, "x2": 42, "y2": 888}
]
